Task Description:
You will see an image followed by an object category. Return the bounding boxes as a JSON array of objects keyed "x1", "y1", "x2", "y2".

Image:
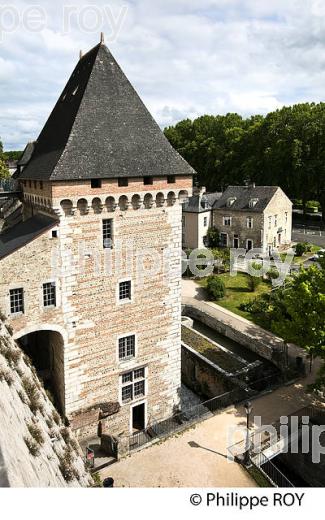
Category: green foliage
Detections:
[
  {"x1": 206, "y1": 227, "x2": 220, "y2": 247},
  {"x1": 92, "y1": 472, "x2": 103, "y2": 487},
  {"x1": 242, "y1": 263, "x2": 325, "y2": 389},
  {"x1": 0, "y1": 139, "x2": 9, "y2": 179},
  {"x1": 295, "y1": 242, "x2": 312, "y2": 257},
  {"x1": 164, "y1": 103, "x2": 325, "y2": 222},
  {"x1": 266, "y1": 267, "x2": 280, "y2": 282},
  {"x1": 2, "y1": 150, "x2": 22, "y2": 161},
  {"x1": 206, "y1": 275, "x2": 226, "y2": 300}
]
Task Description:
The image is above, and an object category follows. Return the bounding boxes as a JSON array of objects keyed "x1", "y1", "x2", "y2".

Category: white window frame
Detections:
[
  {"x1": 117, "y1": 278, "x2": 133, "y2": 305},
  {"x1": 246, "y1": 216, "x2": 253, "y2": 229},
  {"x1": 102, "y1": 218, "x2": 113, "y2": 249},
  {"x1": 223, "y1": 216, "x2": 232, "y2": 226},
  {"x1": 41, "y1": 280, "x2": 58, "y2": 309},
  {"x1": 268, "y1": 216, "x2": 272, "y2": 230},
  {"x1": 9, "y1": 287, "x2": 24, "y2": 315},
  {"x1": 119, "y1": 366, "x2": 148, "y2": 407},
  {"x1": 116, "y1": 332, "x2": 138, "y2": 364},
  {"x1": 203, "y1": 216, "x2": 208, "y2": 227},
  {"x1": 274, "y1": 215, "x2": 278, "y2": 227}
]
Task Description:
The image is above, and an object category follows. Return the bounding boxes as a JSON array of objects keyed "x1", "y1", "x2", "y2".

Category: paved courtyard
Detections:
[
  {"x1": 99, "y1": 280, "x2": 321, "y2": 488},
  {"x1": 100, "y1": 370, "x2": 319, "y2": 487}
]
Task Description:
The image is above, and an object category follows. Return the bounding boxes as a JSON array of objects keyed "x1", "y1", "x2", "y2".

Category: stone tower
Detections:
[{"x1": 0, "y1": 40, "x2": 194, "y2": 446}]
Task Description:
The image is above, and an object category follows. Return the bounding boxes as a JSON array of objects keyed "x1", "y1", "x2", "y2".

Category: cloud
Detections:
[{"x1": 0, "y1": 0, "x2": 324, "y2": 149}]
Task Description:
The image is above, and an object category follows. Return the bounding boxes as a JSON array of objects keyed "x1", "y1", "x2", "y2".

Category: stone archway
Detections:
[{"x1": 15, "y1": 327, "x2": 66, "y2": 414}]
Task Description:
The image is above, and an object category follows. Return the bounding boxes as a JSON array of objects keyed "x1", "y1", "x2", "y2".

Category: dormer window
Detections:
[
  {"x1": 227, "y1": 197, "x2": 236, "y2": 207},
  {"x1": 249, "y1": 198, "x2": 258, "y2": 208}
]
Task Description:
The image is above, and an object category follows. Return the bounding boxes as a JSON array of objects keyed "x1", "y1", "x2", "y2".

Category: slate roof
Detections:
[
  {"x1": 18, "y1": 43, "x2": 195, "y2": 181},
  {"x1": 183, "y1": 192, "x2": 222, "y2": 213},
  {"x1": 213, "y1": 185, "x2": 279, "y2": 212},
  {"x1": 0, "y1": 214, "x2": 58, "y2": 260}
]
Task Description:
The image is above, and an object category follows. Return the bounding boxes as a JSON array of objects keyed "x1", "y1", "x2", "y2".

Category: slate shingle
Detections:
[{"x1": 18, "y1": 43, "x2": 195, "y2": 182}]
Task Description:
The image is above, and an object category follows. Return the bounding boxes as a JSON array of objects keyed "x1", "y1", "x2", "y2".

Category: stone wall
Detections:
[
  {"x1": 181, "y1": 344, "x2": 236, "y2": 398},
  {"x1": 182, "y1": 300, "x2": 286, "y2": 369},
  {"x1": 0, "y1": 319, "x2": 91, "y2": 487},
  {"x1": 0, "y1": 178, "x2": 192, "y2": 441}
]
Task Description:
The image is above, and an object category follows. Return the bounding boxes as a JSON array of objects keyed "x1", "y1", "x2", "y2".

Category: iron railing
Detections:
[
  {"x1": 252, "y1": 452, "x2": 294, "y2": 487},
  {"x1": 128, "y1": 387, "x2": 247, "y2": 452}
]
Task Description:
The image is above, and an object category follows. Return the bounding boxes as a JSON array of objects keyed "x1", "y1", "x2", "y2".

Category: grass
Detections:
[
  {"x1": 247, "y1": 465, "x2": 272, "y2": 487},
  {"x1": 197, "y1": 272, "x2": 272, "y2": 322},
  {"x1": 181, "y1": 325, "x2": 245, "y2": 372}
]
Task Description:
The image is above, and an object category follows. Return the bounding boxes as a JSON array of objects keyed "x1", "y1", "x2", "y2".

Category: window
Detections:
[
  {"x1": 29, "y1": 180, "x2": 32, "y2": 188},
  {"x1": 121, "y1": 367, "x2": 146, "y2": 403},
  {"x1": 167, "y1": 175, "x2": 175, "y2": 184},
  {"x1": 118, "y1": 334, "x2": 135, "y2": 360},
  {"x1": 143, "y1": 176, "x2": 153, "y2": 185},
  {"x1": 285, "y1": 212, "x2": 288, "y2": 224},
  {"x1": 249, "y1": 198, "x2": 258, "y2": 208},
  {"x1": 182, "y1": 215, "x2": 186, "y2": 228},
  {"x1": 10, "y1": 288, "x2": 24, "y2": 314},
  {"x1": 274, "y1": 215, "x2": 278, "y2": 227},
  {"x1": 91, "y1": 179, "x2": 102, "y2": 188},
  {"x1": 204, "y1": 216, "x2": 208, "y2": 227},
  {"x1": 34, "y1": 181, "x2": 37, "y2": 189},
  {"x1": 102, "y1": 219, "x2": 113, "y2": 248},
  {"x1": 268, "y1": 216, "x2": 272, "y2": 230},
  {"x1": 118, "y1": 178, "x2": 128, "y2": 187},
  {"x1": 220, "y1": 233, "x2": 228, "y2": 247},
  {"x1": 119, "y1": 280, "x2": 131, "y2": 301},
  {"x1": 43, "y1": 282, "x2": 56, "y2": 307},
  {"x1": 246, "y1": 217, "x2": 253, "y2": 229},
  {"x1": 52, "y1": 230, "x2": 58, "y2": 238},
  {"x1": 227, "y1": 197, "x2": 236, "y2": 207},
  {"x1": 223, "y1": 216, "x2": 232, "y2": 226},
  {"x1": 122, "y1": 385, "x2": 133, "y2": 403},
  {"x1": 39, "y1": 181, "x2": 43, "y2": 190}
]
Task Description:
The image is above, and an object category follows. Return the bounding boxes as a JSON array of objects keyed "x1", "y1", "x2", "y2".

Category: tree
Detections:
[
  {"x1": 250, "y1": 262, "x2": 325, "y2": 390},
  {"x1": 206, "y1": 227, "x2": 220, "y2": 247},
  {"x1": 295, "y1": 242, "x2": 312, "y2": 257},
  {"x1": 0, "y1": 139, "x2": 10, "y2": 179},
  {"x1": 206, "y1": 276, "x2": 225, "y2": 300},
  {"x1": 164, "y1": 102, "x2": 325, "y2": 220}
]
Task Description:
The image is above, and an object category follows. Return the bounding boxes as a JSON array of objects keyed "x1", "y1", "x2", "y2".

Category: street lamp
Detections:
[{"x1": 243, "y1": 401, "x2": 252, "y2": 465}]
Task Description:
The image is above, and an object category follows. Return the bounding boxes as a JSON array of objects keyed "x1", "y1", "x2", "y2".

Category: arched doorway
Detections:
[{"x1": 16, "y1": 329, "x2": 65, "y2": 414}]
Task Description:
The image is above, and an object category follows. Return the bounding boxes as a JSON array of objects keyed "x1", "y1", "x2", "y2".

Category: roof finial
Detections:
[
  {"x1": 79, "y1": 50, "x2": 83, "y2": 60},
  {"x1": 100, "y1": 32, "x2": 105, "y2": 44}
]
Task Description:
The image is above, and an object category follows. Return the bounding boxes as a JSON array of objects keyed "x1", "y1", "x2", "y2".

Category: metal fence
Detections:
[
  {"x1": 252, "y1": 452, "x2": 294, "y2": 487},
  {"x1": 128, "y1": 387, "x2": 244, "y2": 452}
]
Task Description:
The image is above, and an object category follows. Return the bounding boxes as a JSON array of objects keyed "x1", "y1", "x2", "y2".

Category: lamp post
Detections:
[{"x1": 243, "y1": 401, "x2": 252, "y2": 465}]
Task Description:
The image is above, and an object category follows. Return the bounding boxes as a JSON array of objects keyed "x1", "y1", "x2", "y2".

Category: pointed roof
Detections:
[{"x1": 18, "y1": 42, "x2": 195, "y2": 181}]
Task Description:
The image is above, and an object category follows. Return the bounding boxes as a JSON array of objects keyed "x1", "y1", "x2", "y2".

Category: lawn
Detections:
[
  {"x1": 197, "y1": 272, "x2": 272, "y2": 321},
  {"x1": 181, "y1": 325, "x2": 245, "y2": 372}
]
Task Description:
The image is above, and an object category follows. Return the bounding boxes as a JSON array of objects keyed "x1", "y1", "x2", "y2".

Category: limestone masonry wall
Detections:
[{"x1": 0, "y1": 319, "x2": 91, "y2": 487}]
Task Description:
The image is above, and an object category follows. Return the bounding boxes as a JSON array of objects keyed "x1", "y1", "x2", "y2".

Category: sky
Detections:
[{"x1": 0, "y1": 0, "x2": 325, "y2": 150}]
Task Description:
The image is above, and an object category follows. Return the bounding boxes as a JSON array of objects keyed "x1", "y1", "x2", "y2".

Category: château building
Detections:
[{"x1": 0, "y1": 38, "x2": 194, "y2": 452}]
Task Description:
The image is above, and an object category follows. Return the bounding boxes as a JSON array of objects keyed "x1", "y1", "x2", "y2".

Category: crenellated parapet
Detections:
[{"x1": 56, "y1": 189, "x2": 189, "y2": 217}]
